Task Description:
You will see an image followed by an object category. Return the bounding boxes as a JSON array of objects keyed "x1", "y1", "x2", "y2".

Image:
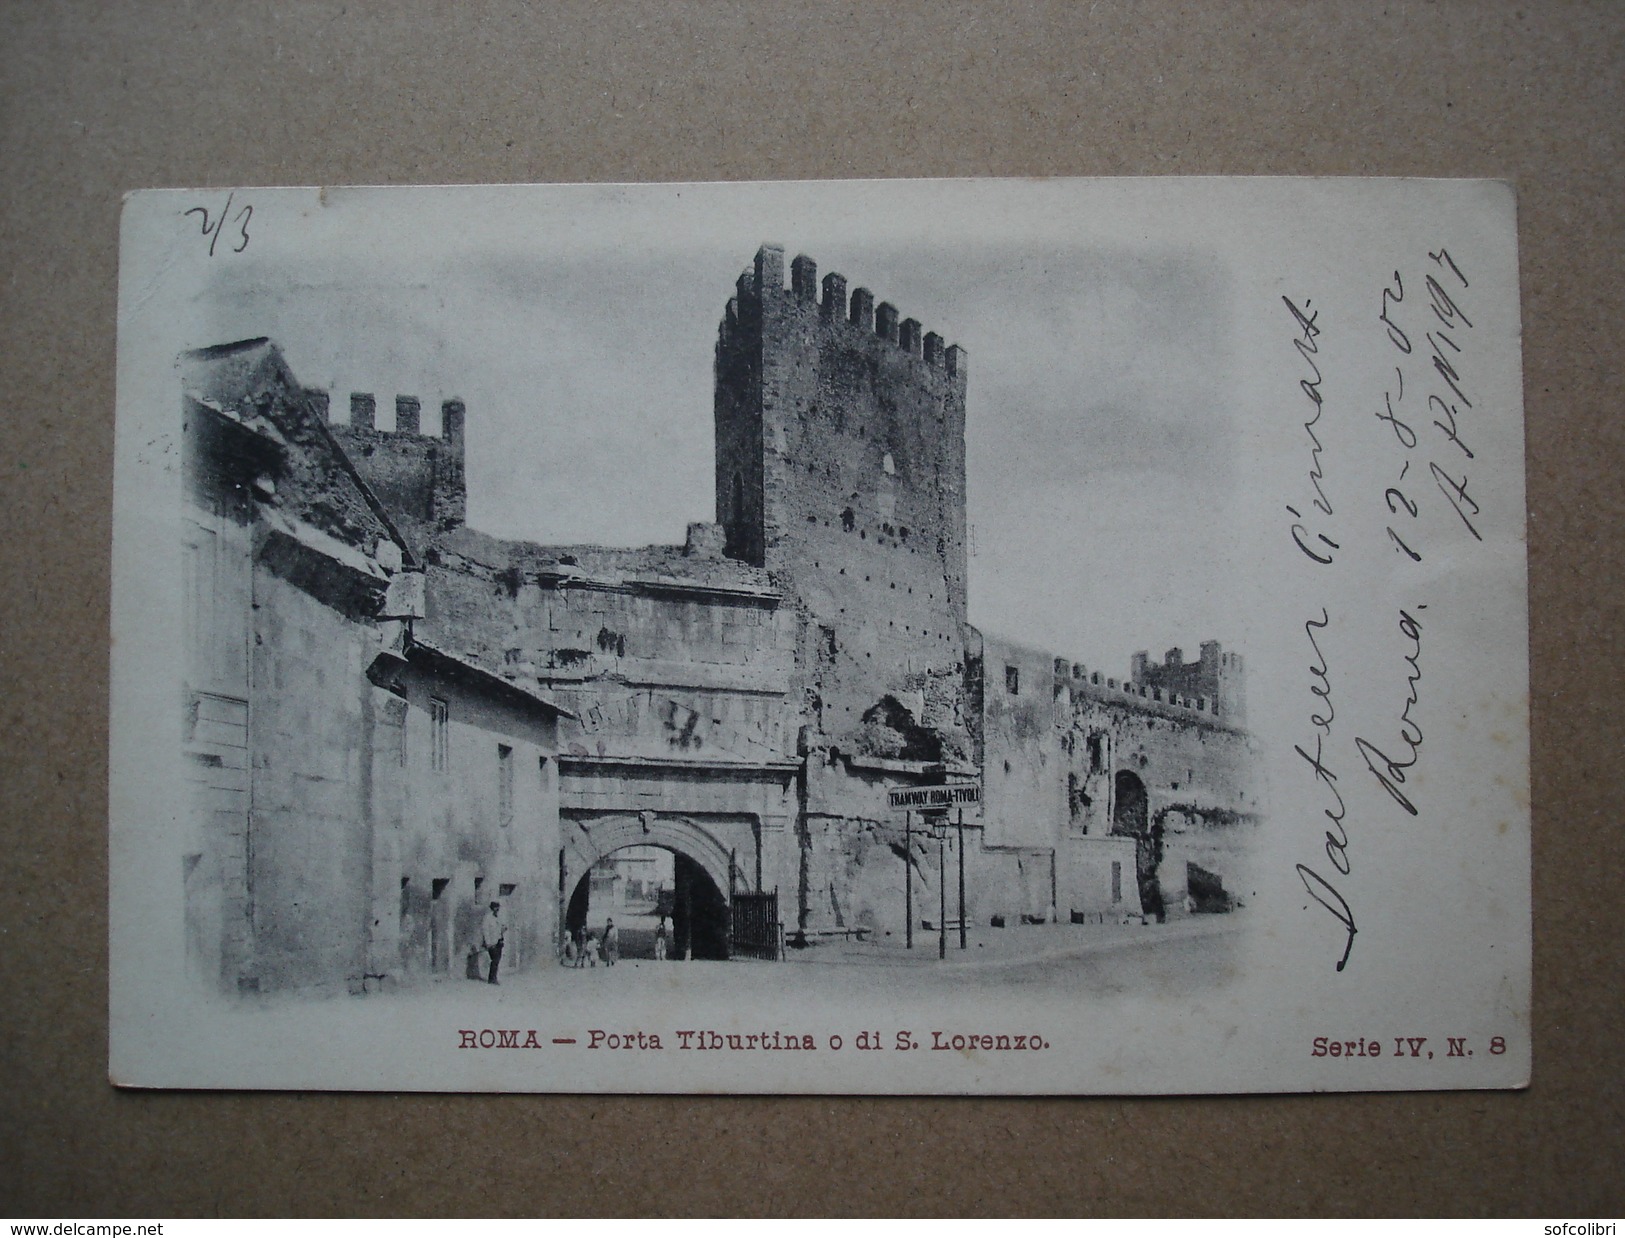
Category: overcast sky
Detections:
[{"x1": 201, "y1": 192, "x2": 1245, "y2": 671}]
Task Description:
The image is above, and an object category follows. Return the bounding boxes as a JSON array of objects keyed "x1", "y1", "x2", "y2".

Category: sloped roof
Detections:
[
  {"x1": 181, "y1": 338, "x2": 408, "y2": 560},
  {"x1": 367, "y1": 636, "x2": 577, "y2": 722}
]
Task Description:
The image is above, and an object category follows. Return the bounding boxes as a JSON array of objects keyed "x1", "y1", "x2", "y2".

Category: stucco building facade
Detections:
[{"x1": 180, "y1": 340, "x2": 568, "y2": 996}]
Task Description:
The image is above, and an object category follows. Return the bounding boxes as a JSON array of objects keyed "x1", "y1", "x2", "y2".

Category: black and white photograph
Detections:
[{"x1": 110, "y1": 178, "x2": 1530, "y2": 1094}]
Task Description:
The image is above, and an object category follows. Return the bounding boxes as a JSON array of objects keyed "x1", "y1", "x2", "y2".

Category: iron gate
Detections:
[{"x1": 729, "y1": 889, "x2": 783, "y2": 961}]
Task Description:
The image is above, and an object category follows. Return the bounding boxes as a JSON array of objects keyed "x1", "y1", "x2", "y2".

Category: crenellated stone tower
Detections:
[
  {"x1": 714, "y1": 245, "x2": 973, "y2": 756},
  {"x1": 322, "y1": 390, "x2": 467, "y2": 560}
]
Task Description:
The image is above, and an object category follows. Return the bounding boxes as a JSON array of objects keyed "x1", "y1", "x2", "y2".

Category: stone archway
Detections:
[
  {"x1": 560, "y1": 813, "x2": 743, "y2": 961},
  {"x1": 1111, "y1": 770, "x2": 1164, "y2": 920},
  {"x1": 561, "y1": 812, "x2": 738, "y2": 902},
  {"x1": 1112, "y1": 769, "x2": 1148, "y2": 837}
]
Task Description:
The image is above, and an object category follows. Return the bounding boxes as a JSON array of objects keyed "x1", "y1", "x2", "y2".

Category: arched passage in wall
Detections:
[
  {"x1": 1112, "y1": 770, "x2": 1164, "y2": 920},
  {"x1": 1112, "y1": 770, "x2": 1148, "y2": 837},
  {"x1": 564, "y1": 844, "x2": 731, "y2": 961},
  {"x1": 561, "y1": 814, "x2": 739, "y2": 961}
]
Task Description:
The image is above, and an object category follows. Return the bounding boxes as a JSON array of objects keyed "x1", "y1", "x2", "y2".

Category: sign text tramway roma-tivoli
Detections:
[{"x1": 887, "y1": 784, "x2": 981, "y2": 811}]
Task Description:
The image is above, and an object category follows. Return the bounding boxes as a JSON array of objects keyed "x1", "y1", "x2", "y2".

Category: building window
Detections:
[
  {"x1": 430, "y1": 698, "x2": 449, "y2": 771},
  {"x1": 498, "y1": 744, "x2": 514, "y2": 826},
  {"x1": 1005, "y1": 665, "x2": 1020, "y2": 695}
]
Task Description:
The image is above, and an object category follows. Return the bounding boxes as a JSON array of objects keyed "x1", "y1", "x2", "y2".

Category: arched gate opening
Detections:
[
  {"x1": 560, "y1": 813, "x2": 772, "y2": 962},
  {"x1": 564, "y1": 844, "x2": 731, "y2": 961},
  {"x1": 1112, "y1": 769, "x2": 1165, "y2": 920}
]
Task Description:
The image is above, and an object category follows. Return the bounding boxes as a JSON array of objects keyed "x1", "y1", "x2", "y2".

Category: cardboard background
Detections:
[{"x1": 0, "y1": 0, "x2": 1618, "y2": 1217}]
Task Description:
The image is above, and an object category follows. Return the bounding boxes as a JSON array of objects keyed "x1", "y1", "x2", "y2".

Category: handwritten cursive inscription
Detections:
[
  {"x1": 1281, "y1": 295, "x2": 1361, "y2": 971},
  {"x1": 184, "y1": 191, "x2": 252, "y2": 257},
  {"x1": 1285, "y1": 243, "x2": 1488, "y2": 979},
  {"x1": 1297, "y1": 864, "x2": 1356, "y2": 973},
  {"x1": 1421, "y1": 258, "x2": 1483, "y2": 540},
  {"x1": 1353, "y1": 607, "x2": 1425, "y2": 816},
  {"x1": 1374, "y1": 252, "x2": 1481, "y2": 562},
  {"x1": 1283, "y1": 296, "x2": 1341, "y2": 567},
  {"x1": 1293, "y1": 607, "x2": 1356, "y2": 971}
]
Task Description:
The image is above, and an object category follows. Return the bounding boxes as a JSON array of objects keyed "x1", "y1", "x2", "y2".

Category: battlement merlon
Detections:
[
  {"x1": 317, "y1": 391, "x2": 467, "y2": 445},
  {"x1": 440, "y1": 399, "x2": 466, "y2": 445},
  {"x1": 723, "y1": 244, "x2": 968, "y2": 381},
  {"x1": 849, "y1": 286, "x2": 875, "y2": 333},
  {"x1": 988, "y1": 635, "x2": 1247, "y2": 729},
  {"x1": 321, "y1": 389, "x2": 469, "y2": 552},
  {"x1": 1126, "y1": 639, "x2": 1246, "y2": 723},
  {"x1": 1055, "y1": 649, "x2": 1246, "y2": 726}
]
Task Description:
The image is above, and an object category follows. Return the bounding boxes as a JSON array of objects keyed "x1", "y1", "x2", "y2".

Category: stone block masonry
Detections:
[
  {"x1": 325, "y1": 390, "x2": 468, "y2": 557},
  {"x1": 715, "y1": 245, "x2": 972, "y2": 755},
  {"x1": 979, "y1": 632, "x2": 1259, "y2": 923}
]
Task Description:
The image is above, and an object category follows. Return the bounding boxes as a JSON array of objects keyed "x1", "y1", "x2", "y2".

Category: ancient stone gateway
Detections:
[
  {"x1": 561, "y1": 812, "x2": 737, "y2": 901},
  {"x1": 559, "y1": 811, "x2": 766, "y2": 960}
]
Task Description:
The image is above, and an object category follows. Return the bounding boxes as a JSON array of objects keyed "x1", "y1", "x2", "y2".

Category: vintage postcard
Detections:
[{"x1": 110, "y1": 179, "x2": 1530, "y2": 1093}]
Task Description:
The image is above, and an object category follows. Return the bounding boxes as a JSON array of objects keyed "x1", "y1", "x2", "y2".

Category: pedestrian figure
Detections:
[
  {"x1": 581, "y1": 929, "x2": 599, "y2": 968},
  {"x1": 572, "y1": 926, "x2": 589, "y2": 969},
  {"x1": 603, "y1": 918, "x2": 619, "y2": 966},
  {"x1": 653, "y1": 916, "x2": 668, "y2": 962},
  {"x1": 481, "y1": 901, "x2": 506, "y2": 985},
  {"x1": 560, "y1": 929, "x2": 576, "y2": 967}
]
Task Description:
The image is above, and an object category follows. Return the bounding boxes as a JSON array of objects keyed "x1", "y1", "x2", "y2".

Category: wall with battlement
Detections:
[
  {"x1": 1129, "y1": 640, "x2": 1246, "y2": 723},
  {"x1": 1064, "y1": 661, "x2": 1237, "y2": 724},
  {"x1": 979, "y1": 632, "x2": 1260, "y2": 919},
  {"x1": 319, "y1": 389, "x2": 467, "y2": 557},
  {"x1": 715, "y1": 245, "x2": 972, "y2": 758},
  {"x1": 238, "y1": 239, "x2": 1266, "y2": 947}
]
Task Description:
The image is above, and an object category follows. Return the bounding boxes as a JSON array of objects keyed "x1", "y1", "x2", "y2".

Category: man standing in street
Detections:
[
  {"x1": 603, "y1": 918, "x2": 619, "y2": 966},
  {"x1": 481, "y1": 901, "x2": 507, "y2": 985}
]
